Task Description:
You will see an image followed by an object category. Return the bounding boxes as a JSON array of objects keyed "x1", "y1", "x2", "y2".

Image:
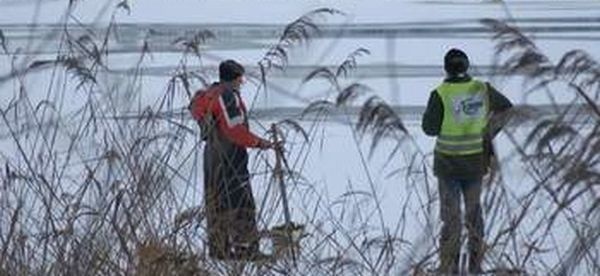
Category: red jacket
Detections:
[{"x1": 189, "y1": 83, "x2": 262, "y2": 148}]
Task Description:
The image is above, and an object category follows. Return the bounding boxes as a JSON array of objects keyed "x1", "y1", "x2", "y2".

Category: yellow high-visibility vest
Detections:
[{"x1": 435, "y1": 80, "x2": 489, "y2": 155}]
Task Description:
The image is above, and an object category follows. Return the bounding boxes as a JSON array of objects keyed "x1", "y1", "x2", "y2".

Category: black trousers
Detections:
[
  {"x1": 203, "y1": 141, "x2": 258, "y2": 257},
  {"x1": 437, "y1": 177, "x2": 485, "y2": 273}
]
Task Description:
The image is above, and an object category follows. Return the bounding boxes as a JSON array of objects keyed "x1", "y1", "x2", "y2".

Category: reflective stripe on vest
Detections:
[{"x1": 435, "y1": 80, "x2": 489, "y2": 155}]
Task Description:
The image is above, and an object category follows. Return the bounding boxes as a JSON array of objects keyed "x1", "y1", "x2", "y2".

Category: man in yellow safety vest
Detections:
[{"x1": 422, "y1": 48, "x2": 513, "y2": 274}]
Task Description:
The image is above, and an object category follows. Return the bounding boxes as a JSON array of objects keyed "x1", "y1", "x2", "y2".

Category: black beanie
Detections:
[
  {"x1": 444, "y1": 48, "x2": 469, "y2": 75},
  {"x1": 219, "y1": 59, "x2": 245, "y2": 82}
]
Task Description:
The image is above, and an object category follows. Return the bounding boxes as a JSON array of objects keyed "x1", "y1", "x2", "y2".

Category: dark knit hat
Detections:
[
  {"x1": 219, "y1": 59, "x2": 245, "y2": 82},
  {"x1": 444, "y1": 48, "x2": 469, "y2": 75}
]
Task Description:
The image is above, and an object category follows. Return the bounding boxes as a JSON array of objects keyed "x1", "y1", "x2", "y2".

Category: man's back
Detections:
[{"x1": 422, "y1": 74, "x2": 512, "y2": 180}]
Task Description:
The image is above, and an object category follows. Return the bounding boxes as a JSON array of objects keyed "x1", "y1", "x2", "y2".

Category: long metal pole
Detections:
[{"x1": 271, "y1": 124, "x2": 297, "y2": 267}]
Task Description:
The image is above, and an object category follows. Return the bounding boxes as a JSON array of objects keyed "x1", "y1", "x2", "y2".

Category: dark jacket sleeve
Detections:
[
  {"x1": 487, "y1": 83, "x2": 513, "y2": 113},
  {"x1": 486, "y1": 83, "x2": 513, "y2": 138},
  {"x1": 422, "y1": 90, "x2": 443, "y2": 136}
]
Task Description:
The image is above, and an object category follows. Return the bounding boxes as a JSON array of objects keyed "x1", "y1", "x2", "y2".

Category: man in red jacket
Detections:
[{"x1": 189, "y1": 60, "x2": 274, "y2": 260}]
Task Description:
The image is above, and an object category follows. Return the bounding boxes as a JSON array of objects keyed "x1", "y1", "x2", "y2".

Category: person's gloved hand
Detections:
[
  {"x1": 257, "y1": 139, "x2": 284, "y2": 151},
  {"x1": 257, "y1": 138, "x2": 272, "y2": 149}
]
